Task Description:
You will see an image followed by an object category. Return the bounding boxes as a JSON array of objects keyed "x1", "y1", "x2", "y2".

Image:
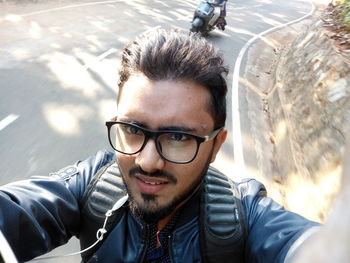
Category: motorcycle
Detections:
[{"x1": 190, "y1": 0, "x2": 226, "y2": 35}]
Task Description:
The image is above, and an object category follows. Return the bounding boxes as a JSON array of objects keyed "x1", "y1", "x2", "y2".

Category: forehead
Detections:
[{"x1": 117, "y1": 73, "x2": 214, "y2": 131}]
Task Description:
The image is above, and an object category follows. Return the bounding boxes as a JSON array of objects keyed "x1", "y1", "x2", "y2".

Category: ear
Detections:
[{"x1": 210, "y1": 129, "x2": 227, "y2": 163}]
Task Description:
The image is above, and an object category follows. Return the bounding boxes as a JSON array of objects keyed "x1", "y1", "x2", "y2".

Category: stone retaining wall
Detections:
[{"x1": 270, "y1": 18, "x2": 350, "y2": 222}]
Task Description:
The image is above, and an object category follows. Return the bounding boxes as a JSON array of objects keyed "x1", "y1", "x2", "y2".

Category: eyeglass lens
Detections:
[{"x1": 109, "y1": 123, "x2": 199, "y2": 163}]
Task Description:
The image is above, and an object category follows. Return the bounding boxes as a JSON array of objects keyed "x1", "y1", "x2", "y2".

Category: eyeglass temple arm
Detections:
[{"x1": 203, "y1": 128, "x2": 223, "y2": 142}]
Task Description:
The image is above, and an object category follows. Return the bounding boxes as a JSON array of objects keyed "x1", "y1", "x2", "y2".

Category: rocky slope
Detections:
[{"x1": 244, "y1": 3, "x2": 350, "y2": 222}]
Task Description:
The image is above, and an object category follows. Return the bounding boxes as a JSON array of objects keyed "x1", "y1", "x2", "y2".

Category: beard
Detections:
[{"x1": 121, "y1": 154, "x2": 213, "y2": 224}]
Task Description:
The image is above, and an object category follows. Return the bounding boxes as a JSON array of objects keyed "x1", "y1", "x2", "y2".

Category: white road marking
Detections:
[
  {"x1": 231, "y1": 1, "x2": 315, "y2": 176},
  {"x1": 83, "y1": 48, "x2": 117, "y2": 70},
  {"x1": 0, "y1": 114, "x2": 19, "y2": 131},
  {"x1": 18, "y1": 0, "x2": 124, "y2": 17},
  {"x1": 83, "y1": 26, "x2": 161, "y2": 70}
]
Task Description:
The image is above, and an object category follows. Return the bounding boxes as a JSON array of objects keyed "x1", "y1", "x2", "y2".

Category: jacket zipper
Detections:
[
  {"x1": 138, "y1": 223, "x2": 150, "y2": 263},
  {"x1": 168, "y1": 234, "x2": 173, "y2": 263}
]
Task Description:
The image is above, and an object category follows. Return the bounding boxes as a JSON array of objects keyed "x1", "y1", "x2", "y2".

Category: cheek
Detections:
[
  {"x1": 181, "y1": 146, "x2": 212, "y2": 181},
  {"x1": 173, "y1": 157, "x2": 208, "y2": 187},
  {"x1": 173, "y1": 142, "x2": 213, "y2": 177},
  {"x1": 195, "y1": 142, "x2": 214, "y2": 166},
  {"x1": 116, "y1": 153, "x2": 134, "y2": 177}
]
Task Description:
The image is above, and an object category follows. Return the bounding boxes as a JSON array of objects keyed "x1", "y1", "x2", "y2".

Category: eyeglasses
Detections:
[{"x1": 106, "y1": 121, "x2": 222, "y2": 164}]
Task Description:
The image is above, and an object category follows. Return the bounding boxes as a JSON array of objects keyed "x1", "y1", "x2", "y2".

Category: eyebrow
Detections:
[
  {"x1": 116, "y1": 117, "x2": 196, "y2": 132},
  {"x1": 158, "y1": 125, "x2": 196, "y2": 132},
  {"x1": 117, "y1": 117, "x2": 146, "y2": 127}
]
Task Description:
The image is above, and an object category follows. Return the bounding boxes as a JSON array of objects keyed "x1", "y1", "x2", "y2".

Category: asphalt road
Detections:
[{"x1": 0, "y1": 0, "x2": 312, "y2": 261}]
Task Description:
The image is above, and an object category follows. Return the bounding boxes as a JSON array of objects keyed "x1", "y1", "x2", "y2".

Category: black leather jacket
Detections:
[{"x1": 0, "y1": 150, "x2": 319, "y2": 262}]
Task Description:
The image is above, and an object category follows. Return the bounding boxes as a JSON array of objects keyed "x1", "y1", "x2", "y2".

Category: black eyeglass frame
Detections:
[{"x1": 106, "y1": 121, "x2": 223, "y2": 164}]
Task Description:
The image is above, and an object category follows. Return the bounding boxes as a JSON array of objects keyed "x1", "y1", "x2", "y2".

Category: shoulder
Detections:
[
  {"x1": 75, "y1": 150, "x2": 115, "y2": 178},
  {"x1": 50, "y1": 150, "x2": 115, "y2": 201},
  {"x1": 235, "y1": 178, "x2": 320, "y2": 263},
  {"x1": 236, "y1": 178, "x2": 267, "y2": 198}
]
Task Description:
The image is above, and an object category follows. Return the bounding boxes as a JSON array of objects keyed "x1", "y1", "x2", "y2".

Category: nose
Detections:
[{"x1": 135, "y1": 139, "x2": 165, "y2": 173}]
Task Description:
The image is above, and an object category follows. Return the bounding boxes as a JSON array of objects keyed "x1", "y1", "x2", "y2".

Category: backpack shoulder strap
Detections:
[
  {"x1": 78, "y1": 160, "x2": 127, "y2": 261},
  {"x1": 79, "y1": 163, "x2": 247, "y2": 263},
  {"x1": 200, "y1": 166, "x2": 247, "y2": 263}
]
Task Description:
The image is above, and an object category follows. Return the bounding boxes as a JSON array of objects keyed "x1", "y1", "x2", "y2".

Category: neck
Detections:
[
  {"x1": 157, "y1": 210, "x2": 177, "y2": 231},
  {"x1": 156, "y1": 182, "x2": 202, "y2": 231}
]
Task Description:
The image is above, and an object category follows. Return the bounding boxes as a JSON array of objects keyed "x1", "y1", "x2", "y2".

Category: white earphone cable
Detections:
[{"x1": 33, "y1": 195, "x2": 128, "y2": 261}]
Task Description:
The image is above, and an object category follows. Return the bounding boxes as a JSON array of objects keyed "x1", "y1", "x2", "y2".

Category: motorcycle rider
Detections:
[{"x1": 215, "y1": 0, "x2": 227, "y2": 30}]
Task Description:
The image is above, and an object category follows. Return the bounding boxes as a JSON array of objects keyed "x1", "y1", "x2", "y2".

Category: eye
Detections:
[
  {"x1": 124, "y1": 125, "x2": 142, "y2": 135},
  {"x1": 169, "y1": 133, "x2": 191, "y2": 141}
]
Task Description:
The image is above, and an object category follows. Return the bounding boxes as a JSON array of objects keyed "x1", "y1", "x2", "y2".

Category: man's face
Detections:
[{"x1": 116, "y1": 73, "x2": 226, "y2": 223}]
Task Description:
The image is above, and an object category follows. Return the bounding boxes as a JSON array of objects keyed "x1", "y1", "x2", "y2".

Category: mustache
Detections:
[{"x1": 129, "y1": 166, "x2": 177, "y2": 184}]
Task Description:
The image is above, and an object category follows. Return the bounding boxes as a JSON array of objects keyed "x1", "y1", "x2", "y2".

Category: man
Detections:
[
  {"x1": 0, "y1": 29, "x2": 319, "y2": 263},
  {"x1": 215, "y1": 0, "x2": 227, "y2": 31}
]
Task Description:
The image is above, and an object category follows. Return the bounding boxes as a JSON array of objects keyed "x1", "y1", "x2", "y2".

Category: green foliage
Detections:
[
  {"x1": 333, "y1": 0, "x2": 345, "y2": 5},
  {"x1": 335, "y1": 0, "x2": 350, "y2": 29}
]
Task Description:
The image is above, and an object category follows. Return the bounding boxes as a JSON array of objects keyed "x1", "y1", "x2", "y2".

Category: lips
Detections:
[
  {"x1": 135, "y1": 175, "x2": 169, "y2": 194},
  {"x1": 142, "y1": 180, "x2": 165, "y2": 185}
]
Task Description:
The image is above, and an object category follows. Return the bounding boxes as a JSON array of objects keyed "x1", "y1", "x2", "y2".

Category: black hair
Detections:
[{"x1": 118, "y1": 28, "x2": 228, "y2": 129}]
